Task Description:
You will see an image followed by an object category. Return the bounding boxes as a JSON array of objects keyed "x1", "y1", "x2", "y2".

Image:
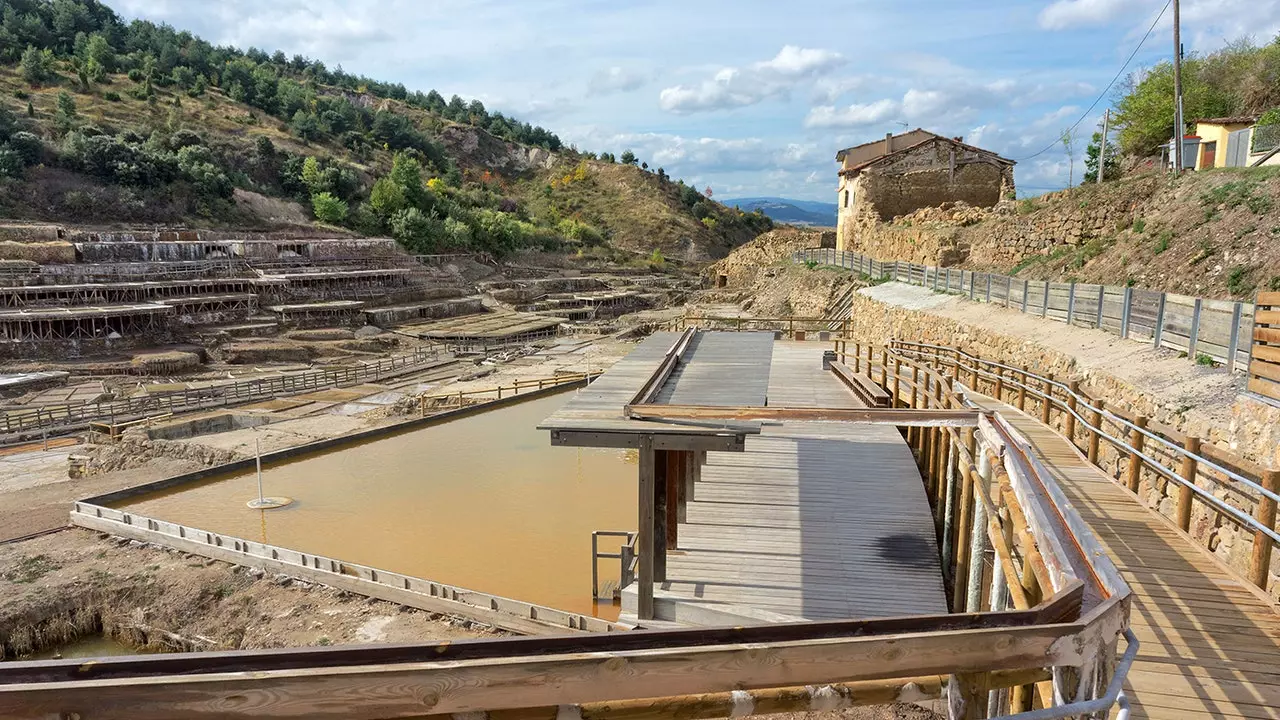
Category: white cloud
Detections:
[
  {"x1": 1038, "y1": 0, "x2": 1131, "y2": 30},
  {"x1": 588, "y1": 67, "x2": 646, "y2": 96},
  {"x1": 659, "y1": 45, "x2": 845, "y2": 114},
  {"x1": 804, "y1": 99, "x2": 901, "y2": 129},
  {"x1": 811, "y1": 76, "x2": 874, "y2": 103}
]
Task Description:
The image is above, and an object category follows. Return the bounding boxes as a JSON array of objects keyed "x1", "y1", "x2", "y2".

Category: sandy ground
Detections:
[
  {"x1": 0, "y1": 529, "x2": 491, "y2": 659},
  {"x1": 860, "y1": 282, "x2": 1242, "y2": 426}
]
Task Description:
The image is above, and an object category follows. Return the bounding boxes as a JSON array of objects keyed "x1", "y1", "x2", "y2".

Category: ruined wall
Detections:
[
  {"x1": 842, "y1": 290, "x2": 1280, "y2": 597},
  {"x1": 862, "y1": 162, "x2": 1005, "y2": 221}
]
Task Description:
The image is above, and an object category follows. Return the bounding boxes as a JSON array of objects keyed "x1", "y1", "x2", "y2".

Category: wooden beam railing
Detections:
[
  {"x1": 889, "y1": 338, "x2": 1280, "y2": 592},
  {"x1": 419, "y1": 372, "x2": 599, "y2": 415}
]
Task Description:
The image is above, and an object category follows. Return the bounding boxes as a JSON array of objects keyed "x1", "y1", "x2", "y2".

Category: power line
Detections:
[{"x1": 1014, "y1": 0, "x2": 1172, "y2": 162}]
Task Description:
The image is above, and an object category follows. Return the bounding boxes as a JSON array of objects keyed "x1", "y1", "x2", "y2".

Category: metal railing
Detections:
[
  {"x1": 795, "y1": 247, "x2": 1258, "y2": 374},
  {"x1": 884, "y1": 338, "x2": 1279, "y2": 591},
  {"x1": 590, "y1": 530, "x2": 636, "y2": 600}
]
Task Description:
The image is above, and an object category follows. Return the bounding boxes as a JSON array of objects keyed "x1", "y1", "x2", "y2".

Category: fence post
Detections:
[
  {"x1": 854, "y1": 343, "x2": 862, "y2": 373},
  {"x1": 1066, "y1": 282, "x2": 1077, "y2": 326},
  {"x1": 1153, "y1": 293, "x2": 1167, "y2": 350},
  {"x1": 880, "y1": 347, "x2": 889, "y2": 386},
  {"x1": 1095, "y1": 285, "x2": 1106, "y2": 329},
  {"x1": 1021, "y1": 279, "x2": 1029, "y2": 313},
  {"x1": 969, "y1": 353, "x2": 980, "y2": 390},
  {"x1": 1188, "y1": 298, "x2": 1203, "y2": 359},
  {"x1": 1042, "y1": 280, "x2": 1050, "y2": 317},
  {"x1": 985, "y1": 273, "x2": 992, "y2": 303},
  {"x1": 1065, "y1": 381, "x2": 1079, "y2": 445},
  {"x1": 969, "y1": 272, "x2": 976, "y2": 301},
  {"x1": 994, "y1": 366, "x2": 1004, "y2": 400},
  {"x1": 1125, "y1": 416, "x2": 1148, "y2": 492},
  {"x1": 1017, "y1": 366, "x2": 1028, "y2": 411},
  {"x1": 946, "y1": 268, "x2": 952, "y2": 291},
  {"x1": 893, "y1": 357, "x2": 902, "y2": 407},
  {"x1": 1249, "y1": 470, "x2": 1279, "y2": 590},
  {"x1": 1040, "y1": 373, "x2": 1054, "y2": 425},
  {"x1": 1120, "y1": 286, "x2": 1133, "y2": 339},
  {"x1": 1226, "y1": 302, "x2": 1243, "y2": 373},
  {"x1": 1177, "y1": 436, "x2": 1201, "y2": 532},
  {"x1": 1087, "y1": 399, "x2": 1105, "y2": 464}
]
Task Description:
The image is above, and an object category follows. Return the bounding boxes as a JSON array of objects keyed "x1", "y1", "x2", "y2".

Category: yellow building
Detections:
[{"x1": 1192, "y1": 116, "x2": 1257, "y2": 169}]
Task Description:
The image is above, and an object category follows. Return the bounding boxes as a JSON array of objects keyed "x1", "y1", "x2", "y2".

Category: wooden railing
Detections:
[
  {"x1": 418, "y1": 372, "x2": 598, "y2": 415},
  {"x1": 876, "y1": 338, "x2": 1279, "y2": 592},
  {"x1": 667, "y1": 315, "x2": 849, "y2": 338},
  {"x1": 796, "y1": 247, "x2": 1259, "y2": 375},
  {"x1": 0, "y1": 348, "x2": 445, "y2": 441}
]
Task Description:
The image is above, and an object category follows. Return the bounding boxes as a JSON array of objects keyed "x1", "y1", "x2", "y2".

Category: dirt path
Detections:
[{"x1": 859, "y1": 282, "x2": 1242, "y2": 427}]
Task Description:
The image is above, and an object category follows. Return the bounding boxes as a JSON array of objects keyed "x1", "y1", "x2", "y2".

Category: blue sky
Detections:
[{"x1": 117, "y1": 0, "x2": 1280, "y2": 201}]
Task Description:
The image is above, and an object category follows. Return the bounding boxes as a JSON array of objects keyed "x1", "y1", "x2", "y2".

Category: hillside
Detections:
[
  {"x1": 842, "y1": 167, "x2": 1280, "y2": 300},
  {"x1": 724, "y1": 197, "x2": 837, "y2": 227},
  {"x1": 0, "y1": 0, "x2": 769, "y2": 259}
]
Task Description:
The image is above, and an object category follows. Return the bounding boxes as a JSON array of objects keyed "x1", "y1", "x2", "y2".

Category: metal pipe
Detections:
[{"x1": 988, "y1": 629, "x2": 1139, "y2": 720}]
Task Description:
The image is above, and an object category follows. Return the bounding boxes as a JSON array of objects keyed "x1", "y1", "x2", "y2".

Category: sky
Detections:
[{"x1": 114, "y1": 0, "x2": 1280, "y2": 202}]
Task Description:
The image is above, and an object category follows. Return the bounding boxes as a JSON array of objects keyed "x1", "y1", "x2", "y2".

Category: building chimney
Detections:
[{"x1": 885, "y1": 132, "x2": 893, "y2": 154}]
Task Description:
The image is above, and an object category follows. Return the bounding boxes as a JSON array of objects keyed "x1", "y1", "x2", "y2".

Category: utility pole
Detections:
[
  {"x1": 1098, "y1": 109, "x2": 1110, "y2": 184},
  {"x1": 1172, "y1": 0, "x2": 1184, "y2": 173}
]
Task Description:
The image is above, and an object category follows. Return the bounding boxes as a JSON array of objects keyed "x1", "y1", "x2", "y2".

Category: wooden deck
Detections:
[
  {"x1": 971, "y1": 394, "x2": 1280, "y2": 720},
  {"x1": 633, "y1": 342, "x2": 949, "y2": 623}
]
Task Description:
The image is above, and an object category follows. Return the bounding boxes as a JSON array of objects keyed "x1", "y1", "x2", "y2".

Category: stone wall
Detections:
[
  {"x1": 862, "y1": 160, "x2": 1005, "y2": 222},
  {"x1": 842, "y1": 290, "x2": 1280, "y2": 598}
]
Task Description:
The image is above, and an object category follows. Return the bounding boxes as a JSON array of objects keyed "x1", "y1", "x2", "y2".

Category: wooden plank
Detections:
[
  {"x1": 1248, "y1": 376, "x2": 1280, "y2": 402},
  {"x1": 1253, "y1": 326, "x2": 1280, "y2": 344},
  {"x1": 1247, "y1": 358, "x2": 1280, "y2": 383},
  {"x1": 628, "y1": 405, "x2": 979, "y2": 426},
  {"x1": 1255, "y1": 291, "x2": 1280, "y2": 306}
]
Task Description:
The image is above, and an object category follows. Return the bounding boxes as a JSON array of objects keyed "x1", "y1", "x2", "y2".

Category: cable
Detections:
[{"x1": 1015, "y1": 0, "x2": 1172, "y2": 162}]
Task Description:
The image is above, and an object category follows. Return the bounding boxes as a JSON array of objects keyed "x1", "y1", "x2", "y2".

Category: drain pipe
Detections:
[{"x1": 989, "y1": 629, "x2": 1139, "y2": 720}]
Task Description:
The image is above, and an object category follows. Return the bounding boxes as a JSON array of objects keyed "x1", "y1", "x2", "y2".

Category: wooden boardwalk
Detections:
[
  {"x1": 971, "y1": 394, "x2": 1280, "y2": 720},
  {"x1": 653, "y1": 342, "x2": 949, "y2": 622}
]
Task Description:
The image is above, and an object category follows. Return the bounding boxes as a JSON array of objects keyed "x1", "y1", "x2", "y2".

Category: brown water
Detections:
[
  {"x1": 30, "y1": 636, "x2": 136, "y2": 660},
  {"x1": 118, "y1": 393, "x2": 636, "y2": 617}
]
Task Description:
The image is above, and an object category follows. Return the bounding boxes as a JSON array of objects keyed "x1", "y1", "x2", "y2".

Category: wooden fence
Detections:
[
  {"x1": 418, "y1": 372, "x2": 598, "y2": 414},
  {"x1": 1250, "y1": 292, "x2": 1280, "y2": 402},
  {"x1": 0, "y1": 349, "x2": 445, "y2": 440},
  {"x1": 794, "y1": 248, "x2": 1259, "y2": 375}
]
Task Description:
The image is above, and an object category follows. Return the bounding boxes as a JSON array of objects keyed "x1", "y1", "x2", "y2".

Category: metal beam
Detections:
[{"x1": 628, "y1": 404, "x2": 982, "y2": 427}]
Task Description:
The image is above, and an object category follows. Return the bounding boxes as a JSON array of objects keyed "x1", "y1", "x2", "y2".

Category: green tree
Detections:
[
  {"x1": 1084, "y1": 131, "x2": 1120, "y2": 183},
  {"x1": 20, "y1": 45, "x2": 56, "y2": 86},
  {"x1": 620, "y1": 149, "x2": 637, "y2": 165},
  {"x1": 54, "y1": 91, "x2": 78, "y2": 136},
  {"x1": 368, "y1": 176, "x2": 407, "y2": 218},
  {"x1": 312, "y1": 192, "x2": 349, "y2": 223},
  {"x1": 300, "y1": 156, "x2": 325, "y2": 194},
  {"x1": 389, "y1": 152, "x2": 428, "y2": 208}
]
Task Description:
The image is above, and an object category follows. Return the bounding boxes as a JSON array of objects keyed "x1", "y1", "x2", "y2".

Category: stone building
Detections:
[{"x1": 835, "y1": 130, "x2": 1015, "y2": 250}]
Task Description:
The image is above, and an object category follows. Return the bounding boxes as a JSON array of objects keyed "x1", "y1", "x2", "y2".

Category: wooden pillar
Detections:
[
  {"x1": 854, "y1": 342, "x2": 862, "y2": 373},
  {"x1": 1125, "y1": 416, "x2": 1148, "y2": 492},
  {"x1": 907, "y1": 375, "x2": 919, "y2": 448},
  {"x1": 637, "y1": 438, "x2": 656, "y2": 620},
  {"x1": 880, "y1": 348, "x2": 889, "y2": 386},
  {"x1": 1016, "y1": 366, "x2": 1028, "y2": 411},
  {"x1": 969, "y1": 353, "x2": 980, "y2": 390},
  {"x1": 653, "y1": 450, "x2": 669, "y2": 582},
  {"x1": 1040, "y1": 373, "x2": 1054, "y2": 425},
  {"x1": 950, "y1": 673, "x2": 991, "y2": 720},
  {"x1": 1064, "y1": 381, "x2": 1079, "y2": 446},
  {"x1": 665, "y1": 450, "x2": 683, "y2": 551},
  {"x1": 1249, "y1": 470, "x2": 1279, "y2": 589},
  {"x1": 994, "y1": 367, "x2": 1004, "y2": 401},
  {"x1": 1177, "y1": 436, "x2": 1201, "y2": 533},
  {"x1": 952, "y1": 430, "x2": 977, "y2": 612},
  {"x1": 1087, "y1": 400, "x2": 1105, "y2": 465}
]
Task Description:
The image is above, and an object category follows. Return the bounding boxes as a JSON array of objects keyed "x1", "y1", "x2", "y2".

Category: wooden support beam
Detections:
[
  {"x1": 1064, "y1": 381, "x2": 1079, "y2": 447},
  {"x1": 627, "y1": 404, "x2": 982, "y2": 426},
  {"x1": 653, "y1": 450, "x2": 668, "y2": 582},
  {"x1": 637, "y1": 438, "x2": 656, "y2": 620},
  {"x1": 1040, "y1": 373, "x2": 1053, "y2": 425},
  {"x1": 1086, "y1": 400, "x2": 1104, "y2": 465},
  {"x1": 1016, "y1": 367, "x2": 1027, "y2": 411},
  {"x1": 952, "y1": 672, "x2": 991, "y2": 720},
  {"x1": 665, "y1": 450, "x2": 682, "y2": 551}
]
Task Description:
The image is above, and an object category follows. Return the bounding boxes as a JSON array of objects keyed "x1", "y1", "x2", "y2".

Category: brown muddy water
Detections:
[
  {"x1": 116, "y1": 392, "x2": 637, "y2": 617},
  {"x1": 30, "y1": 636, "x2": 135, "y2": 660}
]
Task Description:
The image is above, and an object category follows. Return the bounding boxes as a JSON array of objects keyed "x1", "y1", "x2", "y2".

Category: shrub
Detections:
[
  {"x1": 0, "y1": 148, "x2": 24, "y2": 178},
  {"x1": 311, "y1": 192, "x2": 349, "y2": 223},
  {"x1": 648, "y1": 249, "x2": 666, "y2": 268},
  {"x1": 103, "y1": 90, "x2": 121, "y2": 102},
  {"x1": 5, "y1": 132, "x2": 43, "y2": 165},
  {"x1": 556, "y1": 218, "x2": 603, "y2": 245},
  {"x1": 1195, "y1": 353, "x2": 1216, "y2": 366},
  {"x1": 1226, "y1": 265, "x2": 1254, "y2": 296},
  {"x1": 1153, "y1": 231, "x2": 1172, "y2": 254},
  {"x1": 1131, "y1": 218, "x2": 1145, "y2": 233}
]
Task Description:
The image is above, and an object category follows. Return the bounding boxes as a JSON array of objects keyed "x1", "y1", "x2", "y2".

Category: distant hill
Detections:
[{"x1": 723, "y1": 197, "x2": 837, "y2": 227}]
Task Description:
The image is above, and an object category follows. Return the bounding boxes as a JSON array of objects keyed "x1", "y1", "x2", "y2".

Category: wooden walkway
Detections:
[
  {"x1": 654, "y1": 343, "x2": 949, "y2": 622},
  {"x1": 971, "y1": 394, "x2": 1280, "y2": 720}
]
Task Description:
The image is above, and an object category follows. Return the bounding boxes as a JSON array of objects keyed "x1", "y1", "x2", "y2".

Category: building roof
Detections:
[
  {"x1": 838, "y1": 134, "x2": 1015, "y2": 177},
  {"x1": 1193, "y1": 116, "x2": 1258, "y2": 125}
]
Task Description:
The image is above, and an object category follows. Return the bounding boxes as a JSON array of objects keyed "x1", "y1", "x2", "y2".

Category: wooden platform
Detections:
[
  {"x1": 970, "y1": 394, "x2": 1280, "y2": 720},
  {"x1": 625, "y1": 342, "x2": 949, "y2": 623}
]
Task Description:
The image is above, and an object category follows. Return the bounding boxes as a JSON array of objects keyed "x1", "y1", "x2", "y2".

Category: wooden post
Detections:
[
  {"x1": 994, "y1": 367, "x2": 1004, "y2": 401},
  {"x1": 1016, "y1": 366, "x2": 1028, "y2": 411},
  {"x1": 1087, "y1": 400, "x2": 1105, "y2": 464},
  {"x1": 653, "y1": 450, "x2": 669, "y2": 583},
  {"x1": 1249, "y1": 470, "x2": 1279, "y2": 589},
  {"x1": 637, "y1": 438, "x2": 656, "y2": 620},
  {"x1": 969, "y1": 354, "x2": 980, "y2": 390},
  {"x1": 1125, "y1": 416, "x2": 1148, "y2": 492},
  {"x1": 854, "y1": 342, "x2": 862, "y2": 373},
  {"x1": 865, "y1": 343, "x2": 874, "y2": 378},
  {"x1": 953, "y1": 456, "x2": 975, "y2": 611},
  {"x1": 1040, "y1": 373, "x2": 1053, "y2": 425},
  {"x1": 893, "y1": 357, "x2": 902, "y2": 407},
  {"x1": 1177, "y1": 436, "x2": 1201, "y2": 532},
  {"x1": 1064, "y1": 381, "x2": 1079, "y2": 446},
  {"x1": 952, "y1": 672, "x2": 991, "y2": 720},
  {"x1": 665, "y1": 451, "x2": 682, "y2": 553},
  {"x1": 880, "y1": 348, "x2": 889, "y2": 386}
]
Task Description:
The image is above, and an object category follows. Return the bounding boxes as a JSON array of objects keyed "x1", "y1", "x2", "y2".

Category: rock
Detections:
[
  {"x1": 354, "y1": 325, "x2": 384, "y2": 338},
  {"x1": 273, "y1": 574, "x2": 292, "y2": 586}
]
